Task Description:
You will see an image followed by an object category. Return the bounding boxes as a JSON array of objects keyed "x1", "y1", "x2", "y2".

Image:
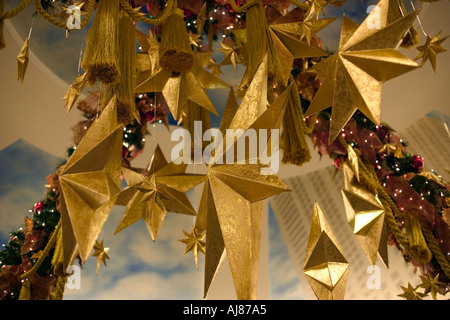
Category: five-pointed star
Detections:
[
  {"x1": 114, "y1": 145, "x2": 205, "y2": 241},
  {"x1": 414, "y1": 31, "x2": 448, "y2": 73},
  {"x1": 419, "y1": 273, "x2": 444, "y2": 300},
  {"x1": 398, "y1": 283, "x2": 428, "y2": 300},
  {"x1": 218, "y1": 42, "x2": 242, "y2": 72},
  {"x1": 178, "y1": 228, "x2": 206, "y2": 269},
  {"x1": 92, "y1": 239, "x2": 110, "y2": 275},
  {"x1": 135, "y1": 44, "x2": 228, "y2": 121},
  {"x1": 304, "y1": 0, "x2": 420, "y2": 144},
  {"x1": 199, "y1": 56, "x2": 292, "y2": 300}
]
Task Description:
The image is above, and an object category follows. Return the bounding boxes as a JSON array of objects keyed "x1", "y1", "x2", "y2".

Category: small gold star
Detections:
[
  {"x1": 92, "y1": 239, "x2": 110, "y2": 275},
  {"x1": 414, "y1": 31, "x2": 448, "y2": 73},
  {"x1": 398, "y1": 283, "x2": 428, "y2": 300},
  {"x1": 378, "y1": 143, "x2": 404, "y2": 158},
  {"x1": 178, "y1": 228, "x2": 206, "y2": 269},
  {"x1": 420, "y1": 273, "x2": 444, "y2": 300}
]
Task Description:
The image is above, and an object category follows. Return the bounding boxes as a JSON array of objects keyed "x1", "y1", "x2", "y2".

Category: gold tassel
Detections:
[
  {"x1": 181, "y1": 100, "x2": 211, "y2": 160},
  {"x1": 50, "y1": 227, "x2": 67, "y2": 300},
  {"x1": 102, "y1": 11, "x2": 138, "y2": 125},
  {"x1": 159, "y1": 8, "x2": 194, "y2": 73},
  {"x1": 240, "y1": 0, "x2": 279, "y2": 89},
  {"x1": 280, "y1": 77, "x2": 311, "y2": 166},
  {"x1": 18, "y1": 279, "x2": 31, "y2": 300},
  {"x1": 404, "y1": 215, "x2": 433, "y2": 264},
  {"x1": 81, "y1": 0, "x2": 120, "y2": 85}
]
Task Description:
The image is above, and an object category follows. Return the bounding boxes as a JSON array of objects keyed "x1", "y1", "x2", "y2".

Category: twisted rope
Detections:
[
  {"x1": 0, "y1": 0, "x2": 32, "y2": 20},
  {"x1": 34, "y1": 0, "x2": 95, "y2": 30}
]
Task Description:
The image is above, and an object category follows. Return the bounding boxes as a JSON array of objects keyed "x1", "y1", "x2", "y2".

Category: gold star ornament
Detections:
[
  {"x1": 341, "y1": 188, "x2": 389, "y2": 267},
  {"x1": 135, "y1": 40, "x2": 228, "y2": 121},
  {"x1": 304, "y1": 0, "x2": 420, "y2": 143},
  {"x1": 92, "y1": 239, "x2": 110, "y2": 275},
  {"x1": 114, "y1": 145, "x2": 205, "y2": 241},
  {"x1": 398, "y1": 283, "x2": 428, "y2": 300},
  {"x1": 303, "y1": 202, "x2": 349, "y2": 300},
  {"x1": 419, "y1": 273, "x2": 444, "y2": 300},
  {"x1": 178, "y1": 228, "x2": 206, "y2": 269},
  {"x1": 64, "y1": 72, "x2": 88, "y2": 114},
  {"x1": 59, "y1": 97, "x2": 123, "y2": 268},
  {"x1": 414, "y1": 31, "x2": 448, "y2": 73},
  {"x1": 201, "y1": 57, "x2": 292, "y2": 300}
]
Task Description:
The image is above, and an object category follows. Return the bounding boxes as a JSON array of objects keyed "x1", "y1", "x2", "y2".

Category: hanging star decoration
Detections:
[
  {"x1": 114, "y1": 145, "x2": 205, "y2": 241},
  {"x1": 218, "y1": 42, "x2": 242, "y2": 73},
  {"x1": 414, "y1": 31, "x2": 448, "y2": 73},
  {"x1": 135, "y1": 36, "x2": 229, "y2": 121},
  {"x1": 398, "y1": 283, "x2": 428, "y2": 300},
  {"x1": 196, "y1": 56, "x2": 292, "y2": 300},
  {"x1": 419, "y1": 273, "x2": 444, "y2": 300},
  {"x1": 59, "y1": 97, "x2": 123, "y2": 268},
  {"x1": 297, "y1": 13, "x2": 336, "y2": 46},
  {"x1": 304, "y1": 0, "x2": 420, "y2": 143},
  {"x1": 303, "y1": 202, "x2": 350, "y2": 300},
  {"x1": 178, "y1": 228, "x2": 206, "y2": 269},
  {"x1": 92, "y1": 239, "x2": 110, "y2": 275},
  {"x1": 17, "y1": 37, "x2": 30, "y2": 83},
  {"x1": 64, "y1": 72, "x2": 88, "y2": 114},
  {"x1": 341, "y1": 188, "x2": 389, "y2": 267},
  {"x1": 378, "y1": 142, "x2": 404, "y2": 158},
  {"x1": 234, "y1": 7, "x2": 327, "y2": 90}
]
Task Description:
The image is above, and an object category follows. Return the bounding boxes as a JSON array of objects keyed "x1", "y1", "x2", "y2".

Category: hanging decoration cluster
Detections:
[{"x1": 0, "y1": 0, "x2": 449, "y2": 300}]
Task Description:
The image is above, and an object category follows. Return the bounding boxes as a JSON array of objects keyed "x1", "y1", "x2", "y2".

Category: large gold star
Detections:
[
  {"x1": 92, "y1": 239, "x2": 110, "y2": 275},
  {"x1": 114, "y1": 145, "x2": 205, "y2": 241},
  {"x1": 398, "y1": 283, "x2": 428, "y2": 300},
  {"x1": 135, "y1": 45, "x2": 228, "y2": 121},
  {"x1": 200, "y1": 57, "x2": 292, "y2": 300},
  {"x1": 59, "y1": 97, "x2": 123, "y2": 268},
  {"x1": 414, "y1": 31, "x2": 448, "y2": 73},
  {"x1": 303, "y1": 202, "x2": 350, "y2": 300},
  {"x1": 304, "y1": 0, "x2": 420, "y2": 143}
]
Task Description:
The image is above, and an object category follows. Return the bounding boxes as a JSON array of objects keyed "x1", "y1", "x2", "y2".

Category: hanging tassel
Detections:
[
  {"x1": 280, "y1": 77, "x2": 311, "y2": 166},
  {"x1": 102, "y1": 11, "x2": 138, "y2": 125},
  {"x1": 81, "y1": 0, "x2": 120, "y2": 85},
  {"x1": 181, "y1": 100, "x2": 211, "y2": 161},
  {"x1": 404, "y1": 215, "x2": 433, "y2": 264},
  {"x1": 18, "y1": 279, "x2": 31, "y2": 300},
  {"x1": 159, "y1": 8, "x2": 194, "y2": 73},
  {"x1": 239, "y1": 0, "x2": 279, "y2": 90}
]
